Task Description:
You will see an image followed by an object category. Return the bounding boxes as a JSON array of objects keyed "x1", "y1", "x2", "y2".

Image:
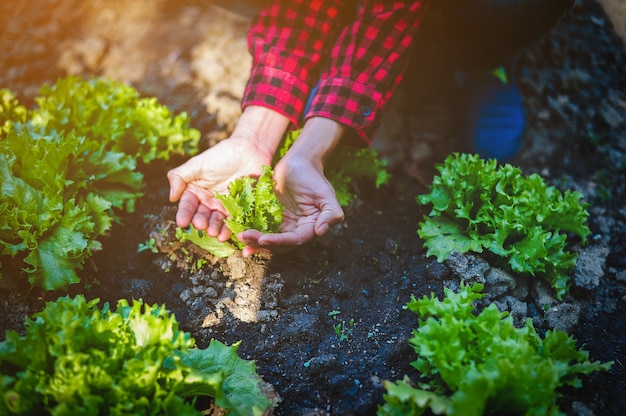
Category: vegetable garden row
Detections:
[{"x1": 0, "y1": 76, "x2": 612, "y2": 415}]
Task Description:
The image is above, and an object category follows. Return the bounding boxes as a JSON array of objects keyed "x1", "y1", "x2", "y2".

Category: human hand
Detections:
[
  {"x1": 167, "y1": 136, "x2": 271, "y2": 240},
  {"x1": 237, "y1": 154, "x2": 344, "y2": 256},
  {"x1": 237, "y1": 116, "x2": 347, "y2": 257},
  {"x1": 167, "y1": 106, "x2": 289, "y2": 240}
]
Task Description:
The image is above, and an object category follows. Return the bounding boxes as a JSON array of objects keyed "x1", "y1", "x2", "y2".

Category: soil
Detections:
[{"x1": 1, "y1": 0, "x2": 625, "y2": 415}]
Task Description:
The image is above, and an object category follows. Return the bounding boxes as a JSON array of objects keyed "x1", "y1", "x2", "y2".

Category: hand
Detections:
[
  {"x1": 167, "y1": 137, "x2": 267, "y2": 240},
  {"x1": 167, "y1": 106, "x2": 290, "y2": 240},
  {"x1": 238, "y1": 154, "x2": 344, "y2": 256},
  {"x1": 237, "y1": 116, "x2": 346, "y2": 256}
]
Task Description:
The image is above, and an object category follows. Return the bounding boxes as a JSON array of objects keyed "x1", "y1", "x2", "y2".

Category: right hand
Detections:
[{"x1": 167, "y1": 136, "x2": 271, "y2": 241}]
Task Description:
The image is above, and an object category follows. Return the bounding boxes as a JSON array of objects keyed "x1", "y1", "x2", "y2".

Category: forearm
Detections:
[{"x1": 230, "y1": 105, "x2": 290, "y2": 164}]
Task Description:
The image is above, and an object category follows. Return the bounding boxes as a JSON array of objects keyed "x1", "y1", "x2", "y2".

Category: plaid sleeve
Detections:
[
  {"x1": 242, "y1": 0, "x2": 352, "y2": 127},
  {"x1": 307, "y1": 1, "x2": 427, "y2": 144}
]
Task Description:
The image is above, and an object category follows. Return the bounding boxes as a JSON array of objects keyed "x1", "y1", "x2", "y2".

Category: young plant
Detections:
[
  {"x1": 0, "y1": 295, "x2": 274, "y2": 415},
  {"x1": 417, "y1": 153, "x2": 590, "y2": 299},
  {"x1": 170, "y1": 166, "x2": 283, "y2": 260},
  {"x1": 216, "y1": 165, "x2": 284, "y2": 247},
  {"x1": 378, "y1": 283, "x2": 612, "y2": 416}
]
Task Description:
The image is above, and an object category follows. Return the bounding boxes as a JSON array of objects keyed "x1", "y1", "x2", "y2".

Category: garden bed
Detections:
[{"x1": 1, "y1": 0, "x2": 625, "y2": 414}]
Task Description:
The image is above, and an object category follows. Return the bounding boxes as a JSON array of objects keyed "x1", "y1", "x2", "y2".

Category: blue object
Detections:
[{"x1": 456, "y1": 69, "x2": 525, "y2": 161}]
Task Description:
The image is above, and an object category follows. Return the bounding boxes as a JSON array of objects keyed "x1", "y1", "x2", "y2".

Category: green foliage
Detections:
[
  {"x1": 0, "y1": 89, "x2": 27, "y2": 134},
  {"x1": 378, "y1": 283, "x2": 612, "y2": 416},
  {"x1": 416, "y1": 153, "x2": 590, "y2": 299},
  {"x1": 173, "y1": 166, "x2": 283, "y2": 258},
  {"x1": 0, "y1": 295, "x2": 273, "y2": 416},
  {"x1": 277, "y1": 129, "x2": 390, "y2": 206},
  {"x1": 30, "y1": 76, "x2": 200, "y2": 164},
  {"x1": 216, "y1": 165, "x2": 284, "y2": 249},
  {"x1": 175, "y1": 226, "x2": 237, "y2": 258},
  {"x1": 0, "y1": 77, "x2": 200, "y2": 290}
]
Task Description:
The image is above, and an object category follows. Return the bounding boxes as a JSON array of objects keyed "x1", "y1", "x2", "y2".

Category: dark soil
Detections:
[{"x1": 1, "y1": 0, "x2": 625, "y2": 415}]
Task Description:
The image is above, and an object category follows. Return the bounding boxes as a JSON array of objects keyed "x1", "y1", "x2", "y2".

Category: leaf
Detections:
[
  {"x1": 0, "y1": 296, "x2": 273, "y2": 415},
  {"x1": 380, "y1": 283, "x2": 613, "y2": 416},
  {"x1": 175, "y1": 226, "x2": 236, "y2": 258},
  {"x1": 416, "y1": 153, "x2": 590, "y2": 299}
]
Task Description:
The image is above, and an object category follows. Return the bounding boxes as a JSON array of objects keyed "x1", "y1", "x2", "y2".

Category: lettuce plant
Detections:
[
  {"x1": 171, "y1": 165, "x2": 284, "y2": 259},
  {"x1": 417, "y1": 153, "x2": 590, "y2": 299},
  {"x1": 0, "y1": 295, "x2": 273, "y2": 415},
  {"x1": 379, "y1": 283, "x2": 612, "y2": 416},
  {"x1": 0, "y1": 77, "x2": 200, "y2": 290},
  {"x1": 216, "y1": 165, "x2": 284, "y2": 246},
  {"x1": 30, "y1": 76, "x2": 200, "y2": 164}
]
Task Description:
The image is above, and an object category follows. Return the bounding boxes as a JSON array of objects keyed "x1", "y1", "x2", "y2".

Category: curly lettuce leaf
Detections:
[
  {"x1": 379, "y1": 283, "x2": 613, "y2": 416},
  {"x1": 0, "y1": 295, "x2": 273, "y2": 415},
  {"x1": 175, "y1": 226, "x2": 236, "y2": 258},
  {"x1": 417, "y1": 153, "x2": 590, "y2": 299},
  {"x1": 31, "y1": 76, "x2": 200, "y2": 163},
  {"x1": 216, "y1": 165, "x2": 284, "y2": 248}
]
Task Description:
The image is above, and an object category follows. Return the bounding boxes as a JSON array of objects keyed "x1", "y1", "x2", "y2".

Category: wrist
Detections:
[
  {"x1": 231, "y1": 105, "x2": 290, "y2": 164},
  {"x1": 285, "y1": 117, "x2": 347, "y2": 167}
]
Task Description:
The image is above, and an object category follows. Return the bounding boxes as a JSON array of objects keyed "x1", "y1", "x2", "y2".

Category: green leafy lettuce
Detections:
[
  {"x1": 416, "y1": 153, "x2": 590, "y2": 299},
  {"x1": 0, "y1": 295, "x2": 274, "y2": 416},
  {"x1": 216, "y1": 165, "x2": 284, "y2": 248},
  {"x1": 30, "y1": 76, "x2": 200, "y2": 164},
  {"x1": 172, "y1": 166, "x2": 283, "y2": 258},
  {"x1": 0, "y1": 89, "x2": 27, "y2": 134},
  {"x1": 379, "y1": 283, "x2": 612, "y2": 416},
  {"x1": 0, "y1": 77, "x2": 200, "y2": 290}
]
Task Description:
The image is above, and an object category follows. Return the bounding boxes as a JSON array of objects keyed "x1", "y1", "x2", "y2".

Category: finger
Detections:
[
  {"x1": 167, "y1": 170, "x2": 188, "y2": 202},
  {"x1": 242, "y1": 245, "x2": 269, "y2": 258},
  {"x1": 237, "y1": 229, "x2": 265, "y2": 246},
  {"x1": 217, "y1": 223, "x2": 233, "y2": 242},
  {"x1": 175, "y1": 190, "x2": 200, "y2": 228},
  {"x1": 207, "y1": 210, "x2": 226, "y2": 237},
  {"x1": 314, "y1": 203, "x2": 344, "y2": 237},
  {"x1": 255, "y1": 226, "x2": 315, "y2": 247},
  {"x1": 191, "y1": 204, "x2": 213, "y2": 232}
]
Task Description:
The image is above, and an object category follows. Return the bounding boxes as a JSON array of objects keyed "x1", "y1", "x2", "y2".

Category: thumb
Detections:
[
  {"x1": 314, "y1": 199, "x2": 344, "y2": 237},
  {"x1": 167, "y1": 170, "x2": 188, "y2": 202}
]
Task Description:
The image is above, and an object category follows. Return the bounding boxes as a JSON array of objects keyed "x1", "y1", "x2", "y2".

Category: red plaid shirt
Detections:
[{"x1": 242, "y1": 0, "x2": 428, "y2": 144}]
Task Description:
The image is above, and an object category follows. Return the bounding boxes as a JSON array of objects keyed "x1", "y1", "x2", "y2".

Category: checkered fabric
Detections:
[{"x1": 242, "y1": 0, "x2": 428, "y2": 144}]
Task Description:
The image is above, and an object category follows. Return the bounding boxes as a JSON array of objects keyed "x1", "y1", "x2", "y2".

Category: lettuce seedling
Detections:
[
  {"x1": 216, "y1": 165, "x2": 284, "y2": 248},
  {"x1": 378, "y1": 283, "x2": 612, "y2": 416},
  {"x1": 417, "y1": 153, "x2": 590, "y2": 299},
  {"x1": 0, "y1": 295, "x2": 274, "y2": 415},
  {"x1": 171, "y1": 166, "x2": 284, "y2": 259}
]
